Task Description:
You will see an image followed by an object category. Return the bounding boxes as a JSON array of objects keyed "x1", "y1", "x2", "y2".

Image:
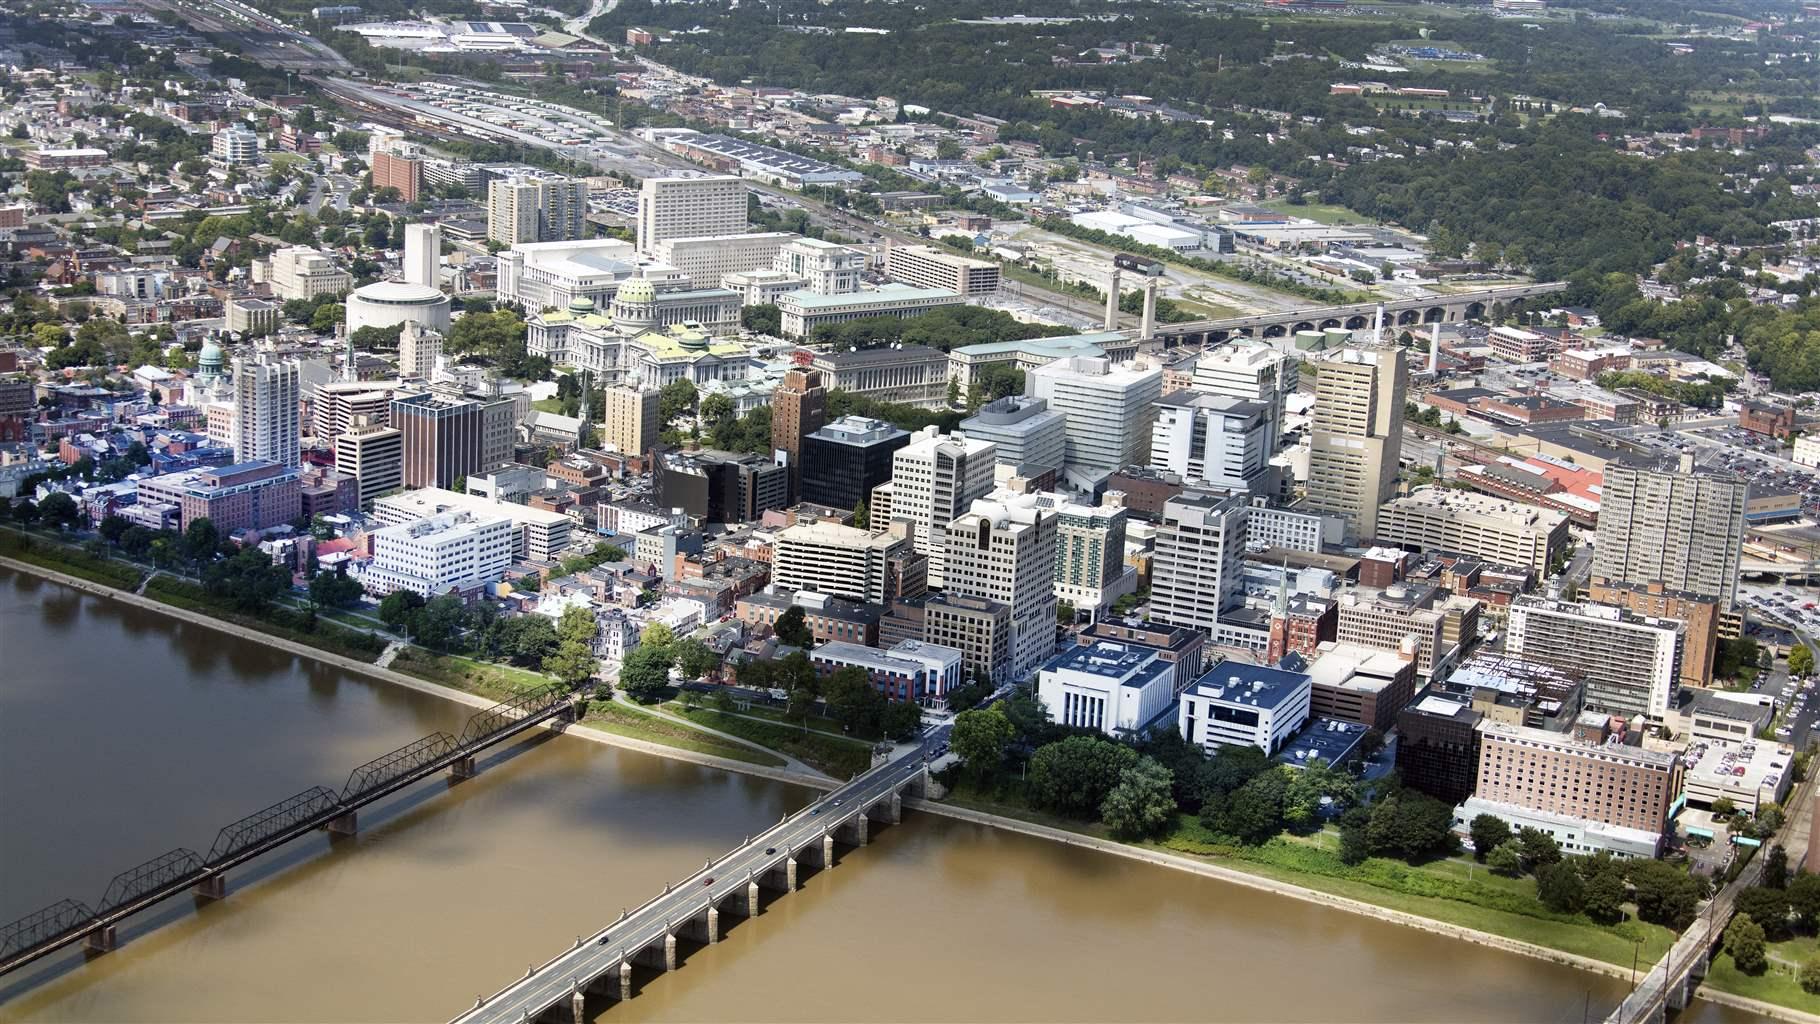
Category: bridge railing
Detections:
[
  {"x1": 207, "y1": 787, "x2": 342, "y2": 864},
  {"x1": 0, "y1": 900, "x2": 95, "y2": 962},
  {"x1": 343, "y1": 732, "x2": 460, "y2": 802},
  {"x1": 96, "y1": 849, "x2": 205, "y2": 915},
  {"x1": 0, "y1": 683, "x2": 579, "y2": 976},
  {"x1": 460, "y1": 755, "x2": 924, "y2": 1017}
]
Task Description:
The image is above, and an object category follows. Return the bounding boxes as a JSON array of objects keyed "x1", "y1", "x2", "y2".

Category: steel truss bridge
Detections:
[{"x1": 0, "y1": 684, "x2": 576, "y2": 977}]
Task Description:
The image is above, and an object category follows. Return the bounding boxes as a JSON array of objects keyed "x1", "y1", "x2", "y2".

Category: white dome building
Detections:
[
  {"x1": 610, "y1": 277, "x2": 659, "y2": 331},
  {"x1": 345, "y1": 281, "x2": 452, "y2": 335}
]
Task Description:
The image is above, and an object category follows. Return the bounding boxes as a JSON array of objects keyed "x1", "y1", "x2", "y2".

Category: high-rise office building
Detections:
[
  {"x1": 333, "y1": 419, "x2": 403, "y2": 508},
  {"x1": 230, "y1": 353, "x2": 299, "y2": 468},
  {"x1": 884, "y1": 244, "x2": 1001, "y2": 297},
  {"x1": 1026, "y1": 355, "x2": 1163, "y2": 487},
  {"x1": 487, "y1": 175, "x2": 587, "y2": 246},
  {"x1": 655, "y1": 449, "x2": 787, "y2": 523},
  {"x1": 799, "y1": 416, "x2": 911, "y2": 512},
  {"x1": 403, "y1": 222, "x2": 441, "y2": 289},
  {"x1": 772, "y1": 521, "x2": 915, "y2": 605},
  {"x1": 1505, "y1": 595, "x2": 1685, "y2": 724},
  {"x1": 943, "y1": 494, "x2": 1057, "y2": 682},
  {"x1": 1375, "y1": 488, "x2": 1570, "y2": 576},
  {"x1": 773, "y1": 238, "x2": 864, "y2": 295},
  {"x1": 959, "y1": 396, "x2": 1067, "y2": 479},
  {"x1": 872, "y1": 427, "x2": 996, "y2": 588},
  {"x1": 1593, "y1": 456, "x2": 1747, "y2": 607},
  {"x1": 636, "y1": 175, "x2": 747, "y2": 253},
  {"x1": 390, "y1": 389, "x2": 508, "y2": 490},
  {"x1": 314, "y1": 381, "x2": 396, "y2": 444},
  {"x1": 601, "y1": 385, "x2": 661, "y2": 458},
  {"x1": 1305, "y1": 345, "x2": 1406, "y2": 542},
  {"x1": 1190, "y1": 341, "x2": 1294, "y2": 457},
  {"x1": 772, "y1": 366, "x2": 826, "y2": 501},
  {"x1": 1149, "y1": 391, "x2": 1272, "y2": 494},
  {"x1": 1148, "y1": 492, "x2": 1249, "y2": 638},
  {"x1": 654, "y1": 231, "x2": 793, "y2": 289}
]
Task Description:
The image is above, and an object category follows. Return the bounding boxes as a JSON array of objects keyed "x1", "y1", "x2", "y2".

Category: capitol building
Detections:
[{"x1": 527, "y1": 279, "x2": 760, "y2": 390}]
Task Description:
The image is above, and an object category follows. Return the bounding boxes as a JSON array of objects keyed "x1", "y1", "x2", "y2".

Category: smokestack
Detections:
[
  {"x1": 1141, "y1": 277, "x2": 1158, "y2": 341},
  {"x1": 1428, "y1": 322, "x2": 1440, "y2": 374},
  {"x1": 1104, "y1": 267, "x2": 1121, "y2": 331}
]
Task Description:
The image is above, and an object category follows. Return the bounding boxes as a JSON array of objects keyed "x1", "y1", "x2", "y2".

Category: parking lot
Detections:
[{"x1": 1733, "y1": 581, "x2": 1820, "y2": 745}]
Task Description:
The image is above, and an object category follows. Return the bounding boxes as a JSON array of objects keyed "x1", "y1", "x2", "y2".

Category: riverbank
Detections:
[
  {"x1": 0, "y1": 557, "x2": 837, "y2": 793},
  {"x1": 905, "y1": 798, "x2": 1637, "y2": 982},
  {"x1": 3, "y1": 556, "x2": 1787, "y2": 1019}
]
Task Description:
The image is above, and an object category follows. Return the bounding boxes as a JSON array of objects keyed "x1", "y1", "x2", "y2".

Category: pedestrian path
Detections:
[{"x1": 615, "y1": 692, "x2": 829, "y2": 778}]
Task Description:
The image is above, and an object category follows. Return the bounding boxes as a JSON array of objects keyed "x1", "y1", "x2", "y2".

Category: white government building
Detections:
[
  {"x1": 1037, "y1": 641, "x2": 1177, "y2": 738},
  {"x1": 361, "y1": 510, "x2": 515, "y2": 597},
  {"x1": 527, "y1": 284, "x2": 759, "y2": 389}
]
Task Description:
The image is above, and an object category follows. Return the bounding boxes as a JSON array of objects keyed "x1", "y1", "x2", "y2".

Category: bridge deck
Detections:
[
  {"x1": 0, "y1": 688, "x2": 574, "y2": 977},
  {"x1": 453, "y1": 746, "x2": 931, "y2": 1024},
  {"x1": 1151, "y1": 282, "x2": 1566, "y2": 337}
]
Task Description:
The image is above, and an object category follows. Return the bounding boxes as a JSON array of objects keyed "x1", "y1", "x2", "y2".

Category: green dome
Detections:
[
  {"x1": 198, "y1": 338, "x2": 225, "y2": 366},
  {"x1": 616, "y1": 278, "x2": 657, "y2": 306},
  {"x1": 567, "y1": 295, "x2": 597, "y2": 315},
  {"x1": 676, "y1": 329, "x2": 709, "y2": 351}
]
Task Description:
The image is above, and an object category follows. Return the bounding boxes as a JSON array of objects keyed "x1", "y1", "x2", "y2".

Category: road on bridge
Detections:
[{"x1": 455, "y1": 731, "x2": 942, "y2": 1024}]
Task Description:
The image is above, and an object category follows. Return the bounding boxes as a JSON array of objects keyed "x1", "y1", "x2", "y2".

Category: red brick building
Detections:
[
  {"x1": 1268, "y1": 595, "x2": 1338, "y2": 664},
  {"x1": 371, "y1": 149, "x2": 422, "y2": 202},
  {"x1": 1739, "y1": 400, "x2": 1797, "y2": 439}
]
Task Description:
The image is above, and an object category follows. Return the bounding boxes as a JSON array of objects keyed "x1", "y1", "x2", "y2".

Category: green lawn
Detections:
[
  {"x1": 1171, "y1": 293, "x2": 1248, "y2": 320},
  {"x1": 1704, "y1": 942, "x2": 1820, "y2": 1013},
  {"x1": 390, "y1": 648, "x2": 556, "y2": 700},
  {"x1": 675, "y1": 698, "x2": 874, "y2": 741},
  {"x1": 0, "y1": 531, "x2": 145, "y2": 590},
  {"x1": 935, "y1": 784, "x2": 1679, "y2": 970},
  {"x1": 143, "y1": 576, "x2": 386, "y2": 662},
  {"x1": 1259, "y1": 199, "x2": 1375, "y2": 227},
  {"x1": 672, "y1": 705, "x2": 872, "y2": 778},
  {"x1": 532, "y1": 397, "x2": 565, "y2": 414},
  {"x1": 1154, "y1": 820, "x2": 1677, "y2": 968},
  {"x1": 581, "y1": 701, "x2": 787, "y2": 768}
]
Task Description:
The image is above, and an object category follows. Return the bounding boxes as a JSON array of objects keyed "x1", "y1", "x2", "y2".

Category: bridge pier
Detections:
[
  {"x1": 678, "y1": 904, "x2": 719, "y2": 944},
  {"x1": 843, "y1": 813, "x2": 868, "y2": 847},
  {"x1": 571, "y1": 984, "x2": 585, "y2": 1023},
  {"x1": 619, "y1": 960, "x2": 633, "y2": 1001},
  {"x1": 83, "y1": 925, "x2": 116, "y2": 953},
  {"x1": 823, "y1": 832, "x2": 835, "y2": 866},
  {"x1": 326, "y1": 811, "x2": 358, "y2": 837},
  {"x1": 785, "y1": 855, "x2": 797, "y2": 891},
  {"x1": 873, "y1": 792, "x2": 901, "y2": 825},
  {"x1": 193, "y1": 874, "x2": 226, "y2": 901},
  {"x1": 632, "y1": 934, "x2": 672, "y2": 972},
  {"x1": 451, "y1": 755, "x2": 476, "y2": 780}
]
